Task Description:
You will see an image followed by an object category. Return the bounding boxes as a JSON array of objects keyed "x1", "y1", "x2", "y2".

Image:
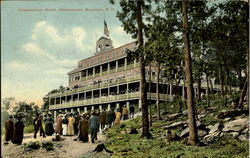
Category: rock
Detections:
[
  {"x1": 238, "y1": 134, "x2": 248, "y2": 141},
  {"x1": 180, "y1": 127, "x2": 189, "y2": 138},
  {"x1": 93, "y1": 143, "x2": 113, "y2": 153},
  {"x1": 224, "y1": 118, "x2": 231, "y2": 122},
  {"x1": 241, "y1": 128, "x2": 249, "y2": 134},
  {"x1": 163, "y1": 121, "x2": 186, "y2": 130},
  {"x1": 230, "y1": 132, "x2": 239, "y2": 138},
  {"x1": 222, "y1": 118, "x2": 248, "y2": 132},
  {"x1": 166, "y1": 130, "x2": 181, "y2": 141},
  {"x1": 198, "y1": 130, "x2": 208, "y2": 137},
  {"x1": 208, "y1": 123, "x2": 221, "y2": 134},
  {"x1": 167, "y1": 113, "x2": 183, "y2": 121},
  {"x1": 205, "y1": 106, "x2": 218, "y2": 111},
  {"x1": 198, "y1": 114, "x2": 206, "y2": 119},
  {"x1": 203, "y1": 131, "x2": 221, "y2": 143},
  {"x1": 217, "y1": 109, "x2": 248, "y2": 119},
  {"x1": 126, "y1": 128, "x2": 131, "y2": 134},
  {"x1": 182, "y1": 110, "x2": 188, "y2": 116}
]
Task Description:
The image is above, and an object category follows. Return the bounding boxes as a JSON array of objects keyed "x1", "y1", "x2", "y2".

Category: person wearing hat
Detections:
[
  {"x1": 34, "y1": 113, "x2": 45, "y2": 138},
  {"x1": 67, "y1": 113, "x2": 75, "y2": 136},
  {"x1": 45, "y1": 113, "x2": 54, "y2": 136},
  {"x1": 78, "y1": 113, "x2": 89, "y2": 142},
  {"x1": 12, "y1": 115, "x2": 25, "y2": 145},
  {"x1": 88, "y1": 111, "x2": 100, "y2": 143},
  {"x1": 4, "y1": 115, "x2": 14, "y2": 144},
  {"x1": 62, "y1": 114, "x2": 68, "y2": 136},
  {"x1": 55, "y1": 113, "x2": 63, "y2": 135},
  {"x1": 73, "y1": 112, "x2": 81, "y2": 136}
]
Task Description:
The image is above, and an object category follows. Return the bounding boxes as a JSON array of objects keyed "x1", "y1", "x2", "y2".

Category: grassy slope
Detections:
[{"x1": 104, "y1": 95, "x2": 249, "y2": 158}]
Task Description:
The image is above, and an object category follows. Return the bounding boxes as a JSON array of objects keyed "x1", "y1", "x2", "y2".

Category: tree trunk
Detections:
[
  {"x1": 137, "y1": 0, "x2": 151, "y2": 139},
  {"x1": 237, "y1": 76, "x2": 248, "y2": 109},
  {"x1": 219, "y1": 63, "x2": 225, "y2": 98},
  {"x1": 197, "y1": 78, "x2": 201, "y2": 101},
  {"x1": 182, "y1": 0, "x2": 198, "y2": 145},
  {"x1": 149, "y1": 63, "x2": 152, "y2": 127},
  {"x1": 206, "y1": 74, "x2": 210, "y2": 107},
  {"x1": 156, "y1": 64, "x2": 162, "y2": 120}
]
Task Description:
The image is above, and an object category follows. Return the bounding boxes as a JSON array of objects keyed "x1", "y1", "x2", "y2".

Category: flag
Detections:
[{"x1": 104, "y1": 20, "x2": 110, "y2": 37}]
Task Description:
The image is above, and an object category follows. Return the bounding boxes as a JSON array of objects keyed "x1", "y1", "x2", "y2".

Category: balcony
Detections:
[
  {"x1": 81, "y1": 76, "x2": 86, "y2": 81},
  {"x1": 94, "y1": 73, "x2": 100, "y2": 78},
  {"x1": 117, "y1": 66, "x2": 124, "y2": 72},
  {"x1": 87, "y1": 75, "x2": 93, "y2": 80},
  {"x1": 49, "y1": 92, "x2": 171, "y2": 110},
  {"x1": 126, "y1": 64, "x2": 134, "y2": 70},
  {"x1": 109, "y1": 69, "x2": 116, "y2": 74}
]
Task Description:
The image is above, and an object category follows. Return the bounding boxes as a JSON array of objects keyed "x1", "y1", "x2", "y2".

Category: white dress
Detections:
[{"x1": 62, "y1": 116, "x2": 68, "y2": 135}]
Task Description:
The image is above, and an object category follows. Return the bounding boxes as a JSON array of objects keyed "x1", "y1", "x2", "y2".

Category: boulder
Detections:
[
  {"x1": 203, "y1": 131, "x2": 221, "y2": 143},
  {"x1": 180, "y1": 127, "x2": 189, "y2": 138},
  {"x1": 198, "y1": 130, "x2": 208, "y2": 137},
  {"x1": 238, "y1": 134, "x2": 248, "y2": 141},
  {"x1": 241, "y1": 128, "x2": 249, "y2": 134},
  {"x1": 163, "y1": 121, "x2": 186, "y2": 130},
  {"x1": 167, "y1": 113, "x2": 183, "y2": 121},
  {"x1": 182, "y1": 110, "x2": 188, "y2": 116},
  {"x1": 223, "y1": 118, "x2": 231, "y2": 122},
  {"x1": 208, "y1": 123, "x2": 221, "y2": 134},
  {"x1": 222, "y1": 118, "x2": 248, "y2": 132},
  {"x1": 217, "y1": 109, "x2": 248, "y2": 119},
  {"x1": 230, "y1": 132, "x2": 239, "y2": 138}
]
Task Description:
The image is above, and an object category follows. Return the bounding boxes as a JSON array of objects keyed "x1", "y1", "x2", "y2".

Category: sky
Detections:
[{"x1": 1, "y1": 0, "x2": 133, "y2": 106}]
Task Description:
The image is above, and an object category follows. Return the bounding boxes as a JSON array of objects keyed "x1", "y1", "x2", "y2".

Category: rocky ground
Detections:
[{"x1": 1, "y1": 133, "x2": 106, "y2": 158}]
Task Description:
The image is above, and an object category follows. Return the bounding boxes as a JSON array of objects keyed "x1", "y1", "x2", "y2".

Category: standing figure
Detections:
[
  {"x1": 45, "y1": 113, "x2": 54, "y2": 136},
  {"x1": 12, "y1": 116, "x2": 25, "y2": 145},
  {"x1": 107, "y1": 110, "x2": 113, "y2": 128},
  {"x1": 88, "y1": 112, "x2": 100, "y2": 143},
  {"x1": 122, "y1": 105, "x2": 129, "y2": 120},
  {"x1": 62, "y1": 114, "x2": 68, "y2": 136},
  {"x1": 34, "y1": 113, "x2": 45, "y2": 138},
  {"x1": 129, "y1": 104, "x2": 135, "y2": 119},
  {"x1": 73, "y1": 112, "x2": 81, "y2": 136},
  {"x1": 5, "y1": 115, "x2": 14, "y2": 144},
  {"x1": 79, "y1": 114, "x2": 89, "y2": 142},
  {"x1": 111, "y1": 109, "x2": 116, "y2": 125},
  {"x1": 55, "y1": 114, "x2": 63, "y2": 135},
  {"x1": 100, "y1": 110, "x2": 107, "y2": 131},
  {"x1": 67, "y1": 113, "x2": 75, "y2": 136},
  {"x1": 114, "y1": 109, "x2": 121, "y2": 125}
]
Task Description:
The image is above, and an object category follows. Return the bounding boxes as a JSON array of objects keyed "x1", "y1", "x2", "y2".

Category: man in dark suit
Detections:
[{"x1": 34, "y1": 113, "x2": 45, "y2": 138}]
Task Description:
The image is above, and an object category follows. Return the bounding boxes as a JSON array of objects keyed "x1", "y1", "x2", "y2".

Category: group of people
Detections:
[
  {"x1": 4, "y1": 115, "x2": 24, "y2": 145},
  {"x1": 4, "y1": 104, "x2": 136, "y2": 145}
]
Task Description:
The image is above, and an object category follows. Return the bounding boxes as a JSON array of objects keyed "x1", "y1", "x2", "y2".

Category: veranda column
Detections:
[
  {"x1": 108, "y1": 63, "x2": 110, "y2": 74},
  {"x1": 71, "y1": 108, "x2": 73, "y2": 113},
  {"x1": 54, "y1": 111, "x2": 57, "y2": 122},
  {"x1": 77, "y1": 108, "x2": 80, "y2": 113},
  {"x1": 91, "y1": 106, "x2": 94, "y2": 111},
  {"x1": 170, "y1": 84, "x2": 173, "y2": 101},
  {"x1": 125, "y1": 58, "x2": 127, "y2": 70},
  {"x1": 116, "y1": 60, "x2": 118, "y2": 72},
  {"x1": 107, "y1": 104, "x2": 111, "y2": 111},
  {"x1": 116, "y1": 102, "x2": 120, "y2": 109},
  {"x1": 84, "y1": 107, "x2": 87, "y2": 113},
  {"x1": 99, "y1": 105, "x2": 102, "y2": 112}
]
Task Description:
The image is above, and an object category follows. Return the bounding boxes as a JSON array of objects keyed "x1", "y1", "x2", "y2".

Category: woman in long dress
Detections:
[
  {"x1": 79, "y1": 114, "x2": 89, "y2": 142},
  {"x1": 45, "y1": 113, "x2": 54, "y2": 136},
  {"x1": 67, "y1": 113, "x2": 75, "y2": 136},
  {"x1": 62, "y1": 114, "x2": 68, "y2": 136},
  {"x1": 114, "y1": 109, "x2": 121, "y2": 125}
]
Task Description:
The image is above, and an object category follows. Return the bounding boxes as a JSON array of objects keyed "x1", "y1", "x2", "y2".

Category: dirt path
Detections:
[{"x1": 1, "y1": 133, "x2": 106, "y2": 158}]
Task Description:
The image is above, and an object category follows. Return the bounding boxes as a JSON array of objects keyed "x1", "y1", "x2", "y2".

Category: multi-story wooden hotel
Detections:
[{"x1": 48, "y1": 35, "x2": 211, "y2": 117}]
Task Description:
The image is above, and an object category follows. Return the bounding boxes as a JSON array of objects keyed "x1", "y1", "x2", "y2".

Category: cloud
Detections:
[
  {"x1": 31, "y1": 21, "x2": 86, "y2": 51},
  {"x1": 72, "y1": 27, "x2": 85, "y2": 50},
  {"x1": 7, "y1": 61, "x2": 32, "y2": 71},
  {"x1": 22, "y1": 42, "x2": 48, "y2": 56},
  {"x1": 32, "y1": 21, "x2": 69, "y2": 44},
  {"x1": 111, "y1": 26, "x2": 133, "y2": 47}
]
